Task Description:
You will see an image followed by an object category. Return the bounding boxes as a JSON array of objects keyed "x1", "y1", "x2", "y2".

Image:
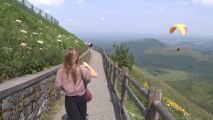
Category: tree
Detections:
[{"x1": 111, "y1": 44, "x2": 134, "y2": 70}]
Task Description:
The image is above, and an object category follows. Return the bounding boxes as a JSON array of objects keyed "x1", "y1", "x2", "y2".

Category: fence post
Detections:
[
  {"x1": 120, "y1": 67, "x2": 128, "y2": 112},
  {"x1": 22, "y1": 0, "x2": 25, "y2": 5},
  {"x1": 107, "y1": 59, "x2": 110, "y2": 77},
  {"x1": 112, "y1": 63, "x2": 118, "y2": 91},
  {"x1": 109, "y1": 61, "x2": 114, "y2": 81},
  {"x1": 51, "y1": 16, "x2": 53, "y2": 23},
  {"x1": 31, "y1": 5, "x2": 34, "y2": 11},
  {"x1": 39, "y1": 9, "x2": 41, "y2": 16},
  {"x1": 145, "y1": 87, "x2": 162, "y2": 120},
  {"x1": 45, "y1": 13, "x2": 48, "y2": 19},
  {"x1": 109, "y1": 59, "x2": 113, "y2": 81}
]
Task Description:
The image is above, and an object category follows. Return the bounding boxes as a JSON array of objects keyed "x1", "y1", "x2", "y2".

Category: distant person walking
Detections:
[
  {"x1": 55, "y1": 48, "x2": 97, "y2": 120},
  {"x1": 88, "y1": 42, "x2": 93, "y2": 49}
]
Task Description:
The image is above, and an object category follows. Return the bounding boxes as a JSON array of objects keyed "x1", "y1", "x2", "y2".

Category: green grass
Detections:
[
  {"x1": 0, "y1": 0, "x2": 86, "y2": 80},
  {"x1": 154, "y1": 69, "x2": 213, "y2": 114},
  {"x1": 156, "y1": 69, "x2": 190, "y2": 82},
  {"x1": 167, "y1": 79, "x2": 213, "y2": 114},
  {"x1": 126, "y1": 65, "x2": 213, "y2": 120}
]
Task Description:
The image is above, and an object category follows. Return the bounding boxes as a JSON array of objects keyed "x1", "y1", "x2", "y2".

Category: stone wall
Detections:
[{"x1": 0, "y1": 49, "x2": 91, "y2": 120}]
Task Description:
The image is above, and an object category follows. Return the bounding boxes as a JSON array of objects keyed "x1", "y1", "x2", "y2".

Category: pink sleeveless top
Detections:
[{"x1": 54, "y1": 65, "x2": 91, "y2": 96}]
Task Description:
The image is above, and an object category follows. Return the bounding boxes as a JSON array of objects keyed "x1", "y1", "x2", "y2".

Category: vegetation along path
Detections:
[{"x1": 54, "y1": 49, "x2": 122, "y2": 120}]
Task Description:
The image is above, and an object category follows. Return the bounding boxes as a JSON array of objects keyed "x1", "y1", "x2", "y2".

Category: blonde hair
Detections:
[{"x1": 62, "y1": 48, "x2": 79, "y2": 85}]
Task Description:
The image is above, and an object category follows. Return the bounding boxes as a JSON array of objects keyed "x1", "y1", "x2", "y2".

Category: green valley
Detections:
[{"x1": 124, "y1": 39, "x2": 213, "y2": 116}]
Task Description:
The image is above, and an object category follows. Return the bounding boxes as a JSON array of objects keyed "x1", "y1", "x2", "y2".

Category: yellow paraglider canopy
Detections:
[{"x1": 170, "y1": 24, "x2": 187, "y2": 36}]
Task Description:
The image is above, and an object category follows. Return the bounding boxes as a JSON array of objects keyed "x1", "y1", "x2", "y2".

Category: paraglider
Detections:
[
  {"x1": 169, "y1": 24, "x2": 187, "y2": 51},
  {"x1": 170, "y1": 24, "x2": 187, "y2": 36}
]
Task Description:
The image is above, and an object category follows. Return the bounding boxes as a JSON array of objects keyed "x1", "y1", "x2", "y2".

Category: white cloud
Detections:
[
  {"x1": 159, "y1": 8, "x2": 164, "y2": 12},
  {"x1": 28, "y1": 0, "x2": 64, "y2": 6},
  {"x1": 77, "y1": 0, "x2": 85, "y2": 4},
  {"x1": 193, "y1": 23, "x2": 206, "y2": 27},
  {"x1": 101, "y1": 17, "x2": 106, "y2": 22},
  {"x1": 67, "y1": 18, "x2": 72, "y2": 23},
  {"x1": 192, "y1": 0, "x2": 213, "y2": 6},
  {"x1": 103, "y1": 10, "x2": 122, "y2": 15},
  {"x1": 133, "y1": 24, "x2": 142, "y2": 27},
  {"x1": 44, "y1": 9, "x2": 50, "y2": 13}
]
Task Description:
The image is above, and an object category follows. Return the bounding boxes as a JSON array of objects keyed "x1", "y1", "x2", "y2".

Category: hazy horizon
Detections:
[{"x1": 74, "y1": 32, "x2": 213, "y2": 42}]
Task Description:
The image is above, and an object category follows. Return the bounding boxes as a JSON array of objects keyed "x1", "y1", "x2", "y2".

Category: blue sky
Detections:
[{"x1": 29, "y1": 0, "x2": 213, "y2": 37}]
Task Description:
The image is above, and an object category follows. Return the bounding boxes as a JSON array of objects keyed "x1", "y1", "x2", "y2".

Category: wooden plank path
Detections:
[{"x1": 53, "y1": 50, "x2": 122, "y2": 120}]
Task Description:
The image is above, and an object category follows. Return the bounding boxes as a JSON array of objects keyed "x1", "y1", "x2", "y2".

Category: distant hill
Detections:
[{"x1": 126, "y1": 38, "x2": 167, "y2": 53}]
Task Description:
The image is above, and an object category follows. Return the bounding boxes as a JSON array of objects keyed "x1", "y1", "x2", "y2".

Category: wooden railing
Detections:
[
  {"x1": 93, "y1": 46, "x2": 175, "y2": 120},
  {"x1": 17, "y1": 0, "x2": 59, "y2": 25}
]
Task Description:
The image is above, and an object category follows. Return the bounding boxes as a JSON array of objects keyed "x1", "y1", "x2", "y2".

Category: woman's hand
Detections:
[
  {"x1": 82, "y1": 62, "x2": 98, "y2": 77},
  {"x1": 82, "y1": 62, "x2": 89, "y2": 67}
]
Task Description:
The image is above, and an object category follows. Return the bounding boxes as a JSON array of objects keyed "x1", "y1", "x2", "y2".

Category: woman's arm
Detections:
[
  {"x1": 55, "y1": 69, "x2": 63, "y2": 89},
  {"x1": 82, "y1": 62, "x2": 98, "y2": 77}
]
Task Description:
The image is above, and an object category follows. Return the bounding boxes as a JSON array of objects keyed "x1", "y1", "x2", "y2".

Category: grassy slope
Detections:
[
  {"x1": 130, "y1": 65, "x2": 213, "y2": 120},
  {"x1": 0, "y1": 0, "x2": 86, "y2": 80},
  {"x1": 156, "y1": 69, "x2": 190, "y2": 82},
  {"x1": 156, "y1": 69, "x2": 213, "y2": 115}
]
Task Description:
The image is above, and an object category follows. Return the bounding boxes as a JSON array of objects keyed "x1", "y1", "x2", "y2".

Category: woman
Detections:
[{"x1": 55, "y1": 48, "x2": 97, "y2": 120}]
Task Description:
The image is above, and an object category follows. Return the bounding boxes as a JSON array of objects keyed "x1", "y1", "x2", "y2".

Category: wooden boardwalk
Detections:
[{"x1": 53, "y1": 50, "x2": 122, "y2": 120}]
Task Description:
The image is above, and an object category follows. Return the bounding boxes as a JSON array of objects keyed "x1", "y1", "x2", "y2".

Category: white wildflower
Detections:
[
  {"x1": 58, "y1": 35, "x2": 62, "y2": 38},
  {"x1": 4, "y1": 3, "x2": 10, "y2": 6},
  {"x1": 37, "y1": 40, "x2": 44, "y2": 44},
  {"x1": 20, "y1": 43, "x2": 27, "y2": 47},
  {"x1": 32, "y1": 32, "x2": 38, "y2": 35},
  {"x1": 20, "y1": 30, "x2": 27, "y2": 33},
  {"x1": 130, "y1": 113, "x2": 136, "y2": 117},
  {"x1": 57, "y1": 39, "x2": 62, "y2": 42},
  {"x1": 75, "y1": 40, "x2": 79, "y2": 43},
  {"x1": 2, "y1": 47, "x2": 12, "y2": 52},
  {"x1": 16, "y1": 19, "x2": 22, "y2": 23},
  {"x1": 39, "y1": 48, "x2": 43, "y2": 50},
  {"x1": 166, "y1": 104, "x2": 171, "y2": 107}
]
